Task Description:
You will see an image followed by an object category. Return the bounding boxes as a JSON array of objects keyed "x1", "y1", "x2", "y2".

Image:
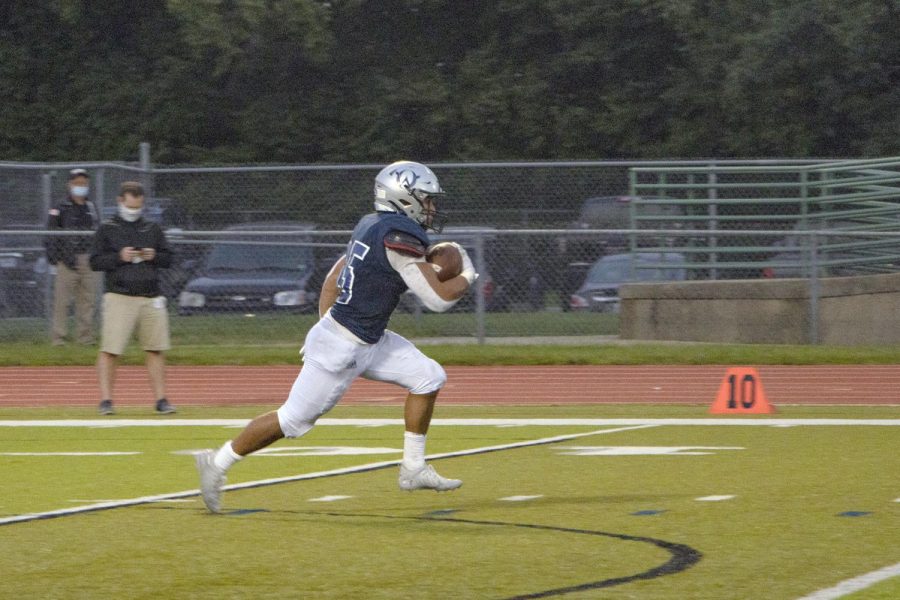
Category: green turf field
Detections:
[{"x1": 1, "y1": 405, "x2": 897, "y2": 599}]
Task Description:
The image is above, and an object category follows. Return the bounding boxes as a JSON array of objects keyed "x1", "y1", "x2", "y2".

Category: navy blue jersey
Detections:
[{"x1": 330, "y1": 212, "x2": 431, "y2": 343}]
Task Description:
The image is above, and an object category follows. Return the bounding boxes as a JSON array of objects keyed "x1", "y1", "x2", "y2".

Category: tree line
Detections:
[{"x1": 1, "y1": 0, "x2": 897, "y2": 164}]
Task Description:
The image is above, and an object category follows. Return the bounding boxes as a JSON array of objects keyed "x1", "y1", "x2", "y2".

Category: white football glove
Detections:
[{"x1": 450, "y1": 242, "x2": 479, "y2": 286}]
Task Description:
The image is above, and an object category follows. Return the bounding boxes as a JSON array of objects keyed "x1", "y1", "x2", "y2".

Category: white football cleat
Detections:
[
  {"x1": 195, "y1": 449, "x2": 226, "y2": 513},
  {"x1": 398, "y1": 463, "x2": 462, "y2": 492}
]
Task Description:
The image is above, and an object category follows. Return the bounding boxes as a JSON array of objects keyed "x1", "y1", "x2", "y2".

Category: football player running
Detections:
[{"x1": 195, "y1": 161, "x2": 477, "y2": 512}]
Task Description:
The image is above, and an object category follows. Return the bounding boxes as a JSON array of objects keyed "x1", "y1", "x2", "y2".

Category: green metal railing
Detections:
[{"x1": 627, "y1": 157, "x2": 900, "y2": 279}]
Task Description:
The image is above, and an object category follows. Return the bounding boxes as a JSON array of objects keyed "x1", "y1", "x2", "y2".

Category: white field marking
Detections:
[
  {"x1": 558, "y1": 446, "x2": 744, "y2": 456},
  {"x1": 173, "y1": 447, "x2": 401, "y2": 457},
  {"x1": 308, "y1": 495, "x2": 353, "y2": 502},
  {"x1": 0, "y1": 424, "x2": 654, "y2": 527},
  {"x1": 695, "y1": 495, "x2": 736, "y2": 502},
  {"x1": 0, "y1": 452, "x2": 140, "y2": 456},
  {"x1": 68, "y1": 498, "x2": 195, "y2": 504},
  {"x1": 1, "y1": 418, "x2": 899, "y2": 428},
  {"x1": 894, "y1": 498, "x2": 900, "y2": 503},
  {"x1": 255, "y1": 446, "x2": 401, "y2": 457},
  {"x1": 795, "y1": 562, "x2": 900, "y2": 600},
  {"x1": 500, "y1": 495, "x2": 544, "y2": 502}
]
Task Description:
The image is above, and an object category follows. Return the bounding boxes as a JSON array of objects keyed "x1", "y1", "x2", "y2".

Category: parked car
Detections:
[
  {"x1": 762, "y1": 216, "x2": 900, "y2": 279},
  {"x1": 0, "y1": 224, "x2": 49, "y2": 317},
  {"x1": 178, "y1": 222, "x2": 318, "y2": 314},
  {"x1": 568, "y1": 195, "x2": 685, "y2": 253},
  {"x1": 551, "y1": 195, "x2": 688, "y2": 306},
  {"x1": 569, "y1": 252, "x2": 687, "y2": 312}
]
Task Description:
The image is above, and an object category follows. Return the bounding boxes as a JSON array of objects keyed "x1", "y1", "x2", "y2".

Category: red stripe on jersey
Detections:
[
  {"x1": 384, "y1": 229, "x2": 427, "y2": 257},
  {"x1": 384, "y1": 240, "x2": 426, "y2": 257}
]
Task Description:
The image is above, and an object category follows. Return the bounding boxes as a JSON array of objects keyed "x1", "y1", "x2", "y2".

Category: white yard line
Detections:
[
  {"x1": 308, "y1": 495, "x2": 353, "y2": 502},
  {"x1": 795, "y1": 562, "x2": 900, "y2": 600},
  {"x1": 500, "y1": 495, "x2": 544, "y2": 502},
  {"x1": 0, "y1": 418, "x2": 899, "y2": 428},
  {"x1": 0, "y1": 424, "x2": 655, "y2": 526},
  {"x1": 0, "y1": 452, "x2": 140, "y2": 456}
]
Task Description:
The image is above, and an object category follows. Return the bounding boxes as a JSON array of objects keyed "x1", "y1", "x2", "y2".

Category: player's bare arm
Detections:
[
  {"x1": 384, "y1": 230, "x2": 475, "y2": 311},
  {"x1": 319, "y1": 255, "x2": 346, "y2": 317},
  {"x1": 387, "y1": 248, "x2": 475, "y2": 312}
]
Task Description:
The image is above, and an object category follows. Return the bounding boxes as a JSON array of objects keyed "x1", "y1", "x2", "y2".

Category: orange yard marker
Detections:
[{"x1": 709, "y1": 367, "x2": 775, "y2": 414}]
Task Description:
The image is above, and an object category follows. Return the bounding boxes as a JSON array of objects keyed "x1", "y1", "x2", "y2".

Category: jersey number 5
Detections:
[{"x1": 336, "y1": 240, "x2": 370, "y2": 305}]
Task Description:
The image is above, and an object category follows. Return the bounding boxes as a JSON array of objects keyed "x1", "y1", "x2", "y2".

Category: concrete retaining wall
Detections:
[{"x1": 619, "y1": 272, "x2": 900, "y2": 345}]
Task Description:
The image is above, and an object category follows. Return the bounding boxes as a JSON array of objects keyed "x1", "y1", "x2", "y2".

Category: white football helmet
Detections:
[{"x1": 373, "y1": 160, "x2": 446, "y2": 232}]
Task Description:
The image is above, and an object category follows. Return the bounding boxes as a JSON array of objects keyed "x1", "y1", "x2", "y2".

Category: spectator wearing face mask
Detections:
[
  {"x1": 89, "y1": 181, "x2": 176, "y2": 416},
  {"x1": 45, "y1": 168, "x2": 101, "y2": 345}
]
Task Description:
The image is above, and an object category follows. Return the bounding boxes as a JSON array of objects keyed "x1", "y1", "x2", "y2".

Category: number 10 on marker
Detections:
[
  {"x1": 709, "y1": 367, "x2": 775, "y2": 414},
  {"x1": 727, "y1": 373, "x2": 756, "y2": 409}
]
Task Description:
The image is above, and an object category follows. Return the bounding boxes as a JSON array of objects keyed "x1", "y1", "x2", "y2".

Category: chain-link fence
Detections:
[{"x1": 3, "y1": 157, "x2": 899, "y2": 345}]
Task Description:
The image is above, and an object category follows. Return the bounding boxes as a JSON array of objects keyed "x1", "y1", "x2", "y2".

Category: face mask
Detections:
[
  {"x1": 70, "y1": 186, "x2": 89, "y2": 197},
  {"x1": 118, "y1": 205, "x2": 143, "y2": 222}
]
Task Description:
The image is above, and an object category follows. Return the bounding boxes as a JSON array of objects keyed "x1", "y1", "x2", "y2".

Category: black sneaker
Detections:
[
  {"x1": 155, "y1": 398, "x2": 176, "y2": 415},
  {"x1": 98, "y1": 400, "x2": 114, "y2": 416}
]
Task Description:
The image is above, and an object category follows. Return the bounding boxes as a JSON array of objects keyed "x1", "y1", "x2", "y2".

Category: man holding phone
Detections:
[{"x1": 90, "y1": 181, "x2": 176, "y2": 415}]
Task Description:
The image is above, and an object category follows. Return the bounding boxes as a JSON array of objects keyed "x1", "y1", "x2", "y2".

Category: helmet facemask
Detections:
[{"x1": 408, "y1": 188, "x2": 446, "y2": 233}]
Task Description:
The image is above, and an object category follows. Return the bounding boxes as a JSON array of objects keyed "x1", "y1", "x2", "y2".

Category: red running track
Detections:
[{"x1": 1, "y1": 365, "x2": 898, "y2": 407}]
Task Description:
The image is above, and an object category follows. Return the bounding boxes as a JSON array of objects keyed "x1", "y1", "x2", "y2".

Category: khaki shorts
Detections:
[{"x1": 100, "y1": 293, "x2": 171, "y2": 355}]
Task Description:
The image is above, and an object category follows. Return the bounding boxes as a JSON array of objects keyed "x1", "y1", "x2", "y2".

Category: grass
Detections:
[
  {"x1": 4, "y1": 313, "x2": 900, "y2": 366},
  {"x1": 1, "y1": 310, "x2": 619, "y2": 345},
  {"x1": 1, "y1": 404, "x2": 898, "y2": 599}
]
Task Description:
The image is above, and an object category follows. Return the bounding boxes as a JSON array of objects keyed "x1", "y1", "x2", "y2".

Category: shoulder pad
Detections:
[{"x1": 384, "y1": 230, "x2": 426, "y2": 257}]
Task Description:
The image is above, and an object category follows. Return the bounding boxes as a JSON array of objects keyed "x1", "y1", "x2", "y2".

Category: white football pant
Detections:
[{"x1": 276, "y1": 316, "x2": 446, "y2": 438}]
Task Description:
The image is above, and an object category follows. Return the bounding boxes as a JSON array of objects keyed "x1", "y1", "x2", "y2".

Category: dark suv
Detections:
[
  {"x1": 568, "y1": 195, "x2": 685, "y2": 252},
  {"x1": 177, "y1": 222, "x2": 318, "y2": 314},
  {"x1": 569, "y1": 251, "x2": 687, "y2": 312},
  {"x1": 0, "y1": 224, "x2": 49, "y2": 317},
  {"x1": 555, "y1": 196, "x2": 687, "y2": 306}
]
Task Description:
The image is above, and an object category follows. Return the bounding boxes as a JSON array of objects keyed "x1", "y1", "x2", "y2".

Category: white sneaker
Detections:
[
  {"x1": 398, "y1": 463, "x2": 462, "y2": 492},
  {"x1": 195, "y1": 449, "x2": 226, "y2": 513}
]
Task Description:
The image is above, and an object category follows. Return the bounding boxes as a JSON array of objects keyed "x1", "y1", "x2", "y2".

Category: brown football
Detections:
[{"x1": 427, "y1": 242, "x2": 463, "y2": 282}]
